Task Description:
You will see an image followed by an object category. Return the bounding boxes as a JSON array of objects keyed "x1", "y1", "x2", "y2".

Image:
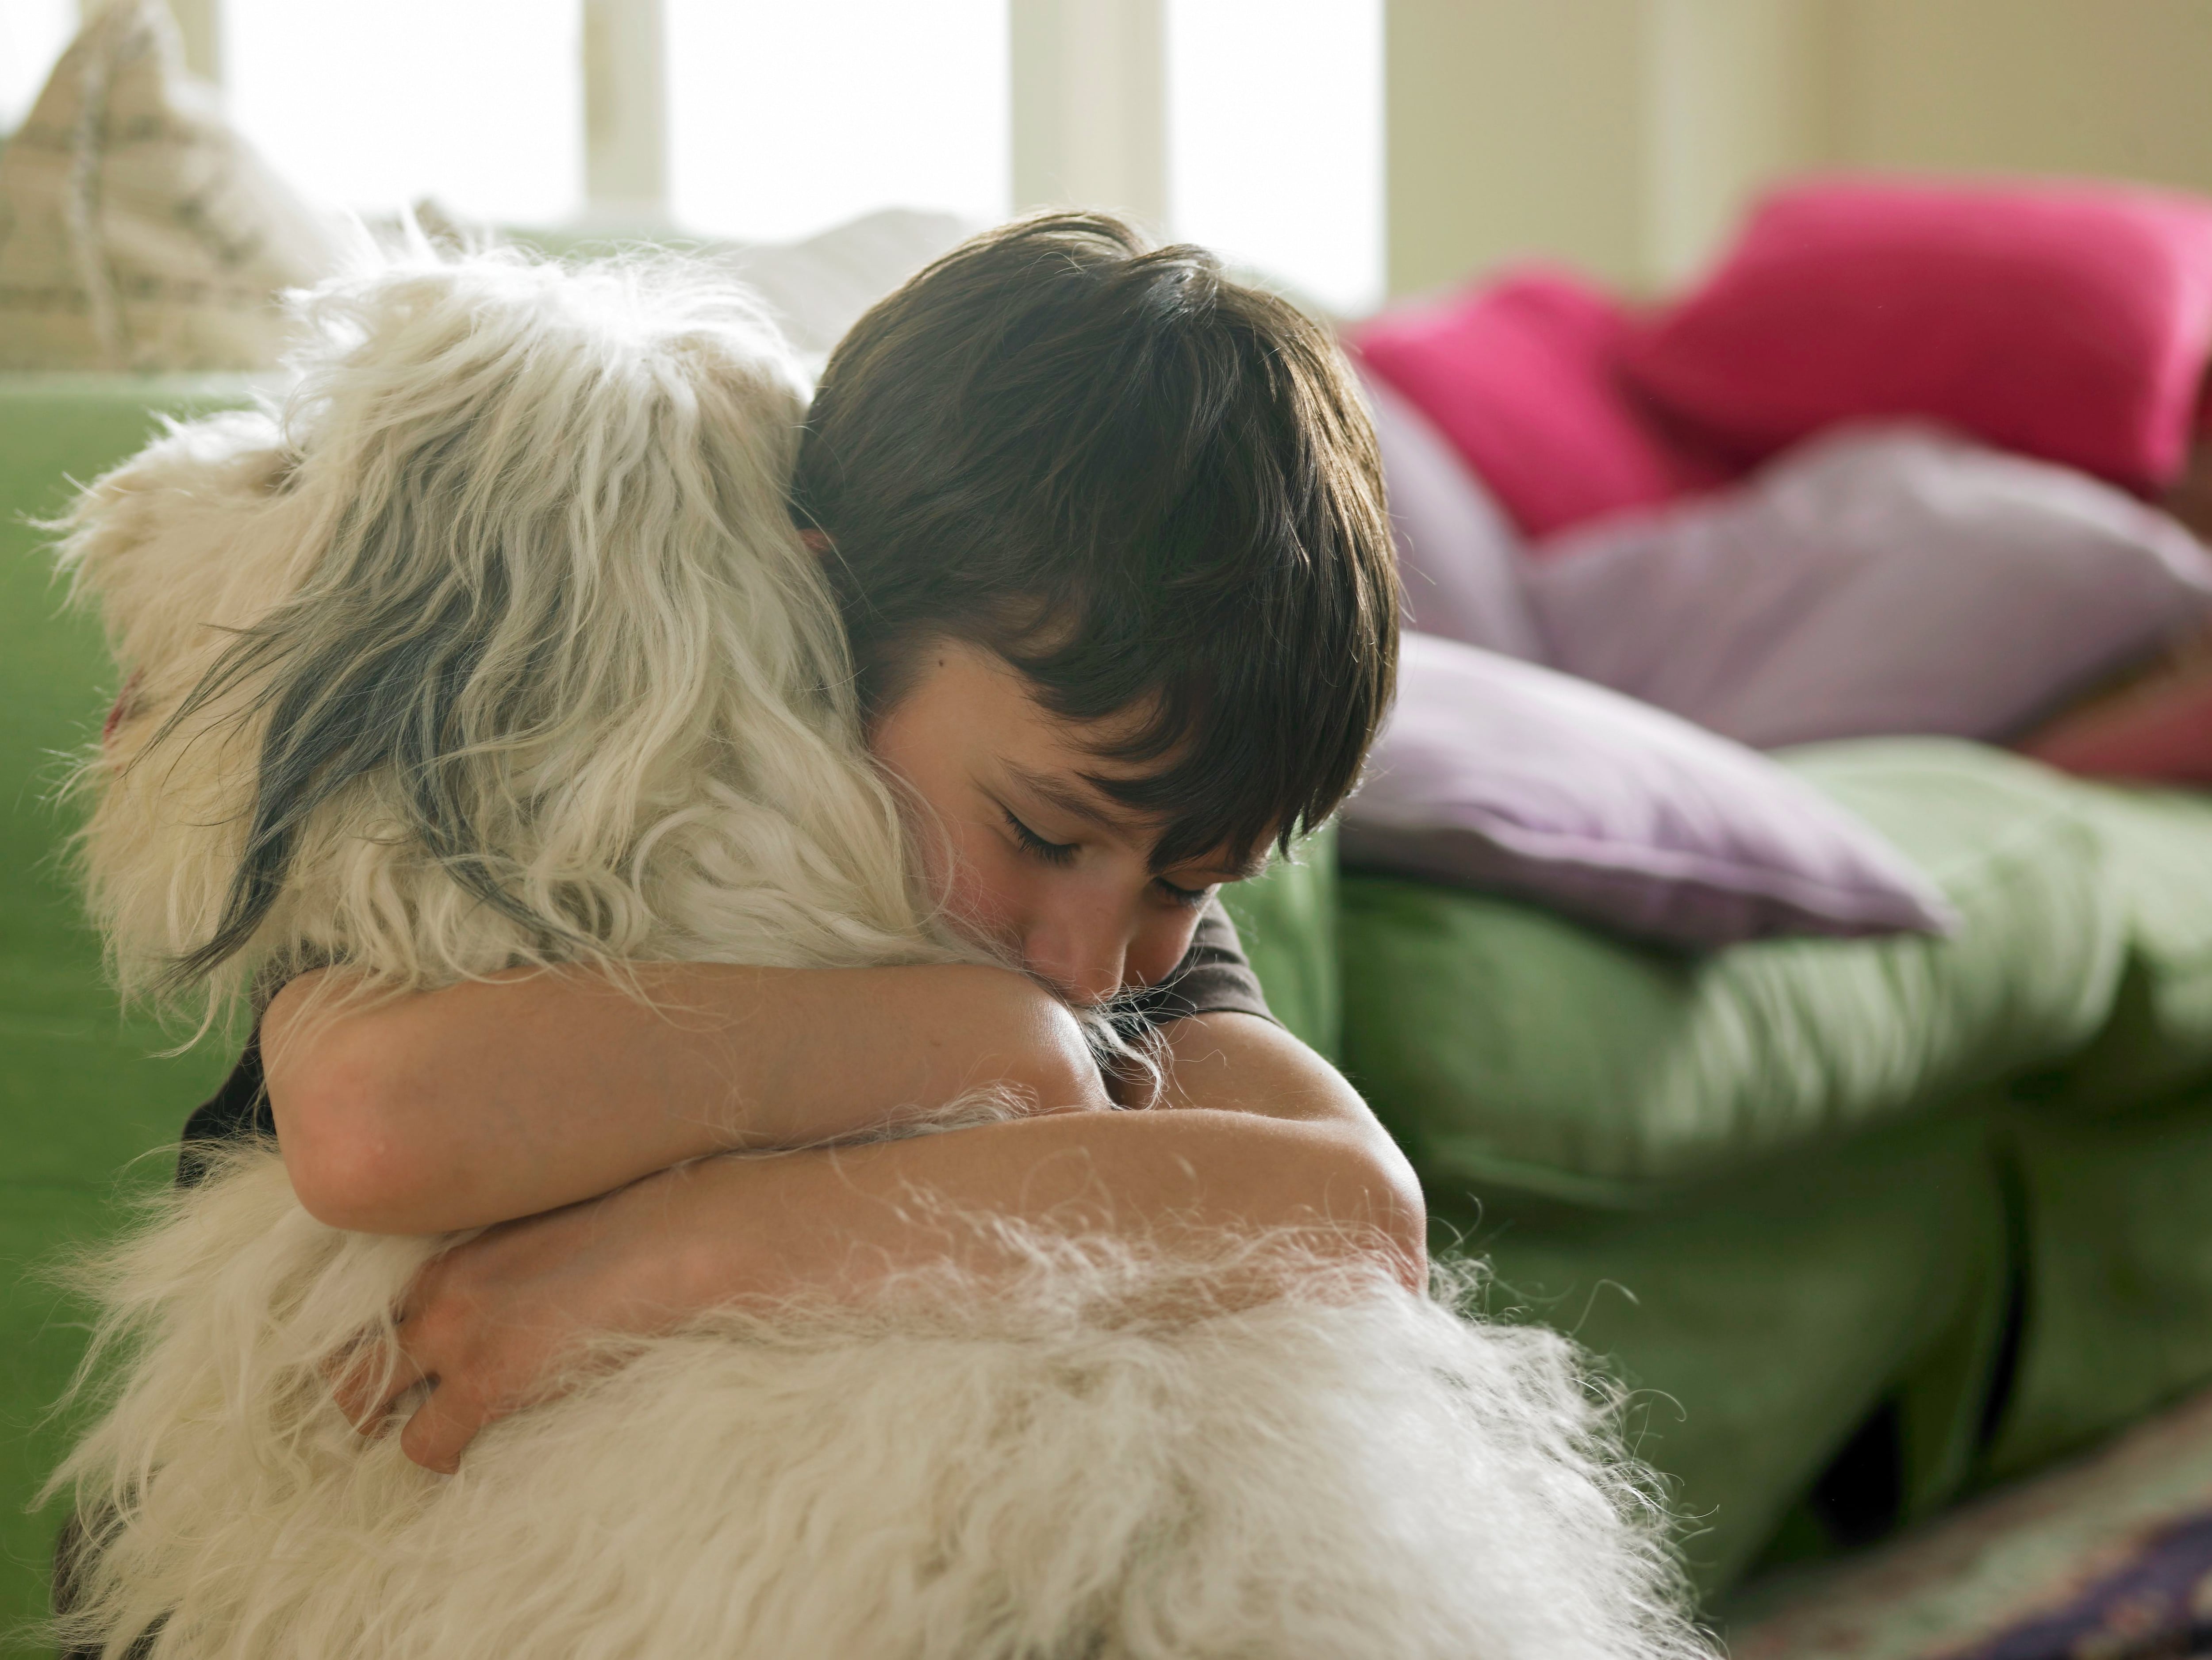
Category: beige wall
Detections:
[
  {"x1": 1386, "y1": 0, "x2": 2212, "y2": 301},
  {"x1": 1828, "y1": 0, "x2": 2212, "y2": 188},
  {"x1": 1386, "y1": 1, "x2": 1654, "y2": 299}
]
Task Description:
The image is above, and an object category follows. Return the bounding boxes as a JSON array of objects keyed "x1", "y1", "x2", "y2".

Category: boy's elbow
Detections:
[
  {"x1": 1359, "y1": 1146, "x2": 1431, "y2": 1291},
  {"x1": 265, "y1": 1023, "x2": 431, "y2": 1232},
  {"x1": 281, "y1": 1124, "x2": 419, "y2": 1232},
  {"x1": 1309, "y1": 1129, "x2": 1429, "y2": 1292}
]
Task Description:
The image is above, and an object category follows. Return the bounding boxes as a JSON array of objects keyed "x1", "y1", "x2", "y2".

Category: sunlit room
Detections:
[{"x1": 6, "y1": 4, "x2": 2212, "y2": 1656}]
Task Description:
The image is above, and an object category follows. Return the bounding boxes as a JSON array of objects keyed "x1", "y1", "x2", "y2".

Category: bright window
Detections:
[
  {"x1": 0, "y1": 0, "x2": 75, "y2": 133},
  {"x1": 3, "y1": 0, "x2": 1387, "y2": 296},
  {"x1": 664, "y1": 0, "x2": 1009, "y2": 244},
  {"x1": 220, "y1": 0, "x2": 584, "y2": 225},
  {"x1": 1166, "y1": 0, "x2": 1384, "y2": 313}
]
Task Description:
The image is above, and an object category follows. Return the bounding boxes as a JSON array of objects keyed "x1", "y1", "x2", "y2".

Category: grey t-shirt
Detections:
[{"x1": 1114, "y1": 897, "x2": 1274, "y2": 1027}]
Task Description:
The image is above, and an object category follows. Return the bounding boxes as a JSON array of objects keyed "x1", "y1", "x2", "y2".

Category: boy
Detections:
[{"x1": 198, "y1": 214, "x2": 1417, "y2": 1474}]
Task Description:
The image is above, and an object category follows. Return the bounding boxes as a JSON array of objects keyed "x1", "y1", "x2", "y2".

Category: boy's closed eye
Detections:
[
  {"x1": 1001, "y1": 804, "x2": 1218, "y2": 909},
  {"x1": 1001, "y1": 806, "x2": 1078, "y2": 866}
]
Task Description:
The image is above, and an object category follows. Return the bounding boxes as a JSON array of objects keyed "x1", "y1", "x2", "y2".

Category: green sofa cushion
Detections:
[
  {"x1": 1, "y1": 374, "x2": 257, "y2": 1641},
  {"x1": 0, "y1": 377, "x2": 259, "y2": 1034},
  {"x1": 2017, "y1": 783, "x2": 2212, "y2": 1116},
  {"x1": 1218, "y1": 823, "x2": 1341, "y2": 1064},
  {"x1": 1340, "y1": 739, "x2": 2125, "y2": 1203},
  {"x1": 1461, "y1": 1110, "x2": 2012, "y2": 1593},
  {"x1": 1990, "y1": 1085, "x2": 2212, "y2": 1477}
]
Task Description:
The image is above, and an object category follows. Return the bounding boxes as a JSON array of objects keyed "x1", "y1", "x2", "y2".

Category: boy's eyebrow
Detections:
[
  {"x1": 1205, "y1": 851, "x2": 1271, "y2": 885},
  {"x1": 1003, "y1": 762, "x2": 1123, "y2": 833},
  {"x1": 1004, "y1": 762, "x2": 1268, "y2": 883}
]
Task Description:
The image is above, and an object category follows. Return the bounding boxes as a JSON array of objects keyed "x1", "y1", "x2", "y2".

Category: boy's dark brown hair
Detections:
[{"x1": 792, "y1": 211, "x2": 1398, "y2": 870}]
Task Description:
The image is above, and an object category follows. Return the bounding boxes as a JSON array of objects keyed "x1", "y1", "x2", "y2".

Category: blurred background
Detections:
[{"x1": 10, "y1": 0, "x2": 2212, "y2": 314}]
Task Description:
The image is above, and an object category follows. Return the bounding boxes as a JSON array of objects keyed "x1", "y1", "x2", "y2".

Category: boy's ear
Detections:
[{"x1": 799, "y1": 529, "x2": 833, "y2": 556}]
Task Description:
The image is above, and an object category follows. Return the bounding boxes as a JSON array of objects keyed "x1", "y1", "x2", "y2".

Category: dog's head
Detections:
[{"x1": 63, "y1": 250, "x2": 946, "y2": 1013}]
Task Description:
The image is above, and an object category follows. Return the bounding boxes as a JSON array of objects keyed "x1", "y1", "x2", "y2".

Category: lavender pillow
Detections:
[
  {"x1": 1528, "y1": 424, "x2": 2212, "y2": 749},
  {"x1": 1361, "y1": 369, "x2": 1545, "y2": 660},
  {"x1": 1341, "y1": 633, "x2": 1957, "y2": 947}
]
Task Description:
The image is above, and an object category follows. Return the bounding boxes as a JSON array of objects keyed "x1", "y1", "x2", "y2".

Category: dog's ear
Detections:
[
  {"x1": 58, "y1": 411, "x2": 295, "y2": 722},
  {"x1": 146, "y1": 251, "x2": 863, "y2": 995},
  {"x1": 57, "y1": 411, "x2": 314, "y2": 1007}
]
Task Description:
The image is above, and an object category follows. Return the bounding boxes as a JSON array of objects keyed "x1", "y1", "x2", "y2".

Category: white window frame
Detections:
[
  {"x1": 67, "y1": 0, "x2": 1173, "y2": 233},
  {"x1": 33, "y1": 0, "x2": 1375, "y2": 303}
]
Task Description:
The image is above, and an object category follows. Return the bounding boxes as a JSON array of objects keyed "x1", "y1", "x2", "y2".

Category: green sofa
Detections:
[
  {"x1": 7, "y1": 378, "x2": 2212, "y2": 1645},
  {"x1": 1342, "y1": 744, "x2": 2212, "y2": 1588}
]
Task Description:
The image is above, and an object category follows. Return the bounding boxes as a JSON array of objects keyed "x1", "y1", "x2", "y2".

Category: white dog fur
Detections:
[{"x1": 44, "y1": 248, "x2": 1708, "y2": 1660}]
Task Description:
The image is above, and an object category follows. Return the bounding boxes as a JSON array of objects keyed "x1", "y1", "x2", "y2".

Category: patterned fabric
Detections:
[
  {"x1": 1726, "y1": 1390, "x2": 2212, "y2": 1660},
  {"x1": 0, "y1": 0, "x2": 343, "y2": 370},
  {"x1": 1951, "y1": 1513, "x2": 2212, "y2": 1660}
]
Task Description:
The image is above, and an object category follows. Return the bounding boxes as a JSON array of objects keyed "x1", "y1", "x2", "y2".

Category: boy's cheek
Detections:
[{"x1": 930, "y1": 829, "x2": 1026, "y2": 956}]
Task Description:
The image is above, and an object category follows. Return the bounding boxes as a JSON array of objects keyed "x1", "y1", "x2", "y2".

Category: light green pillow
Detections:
[{"x1": 1340, "y1": 739, "x2": 2124, "y2": 1203}]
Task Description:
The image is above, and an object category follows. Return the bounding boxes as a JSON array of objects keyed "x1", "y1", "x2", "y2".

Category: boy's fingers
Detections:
[
  {"x1": 324, "y1": 1334, "x2": 431, "y2": 1433},
  {"x1": 399, "y1": 1381, "x2": 479, "y2": 1475},
  {"x1": 321, "y1": 1340, "x2": 379, "y2": 1426}
]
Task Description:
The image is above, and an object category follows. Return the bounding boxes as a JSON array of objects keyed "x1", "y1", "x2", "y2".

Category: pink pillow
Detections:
[
  {"x1": 1624, "y1": 175, "x2": 2212, "y2": 493},
  {"x1": 2021, "y1": 665, "x2": 2212, "y2": 785},
  {"x1": 1348, "y1": 268, "x2": 1723, "y2": 539},
  {"x1": 1357, "y1": 370, "x2": 1544, "y2": 659}
]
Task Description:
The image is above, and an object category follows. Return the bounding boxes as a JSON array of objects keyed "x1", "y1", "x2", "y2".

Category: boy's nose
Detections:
[{"x1": 1023, "y1": 918, "x2": 1130, "y2": 1008}]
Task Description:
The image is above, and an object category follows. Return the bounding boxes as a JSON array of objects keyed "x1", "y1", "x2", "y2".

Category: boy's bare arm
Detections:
[
  {"x1": 1152, "y1": 1008, "x2": 1425, "y2": 1248},
  {"x1": 1154, "y1": 1011, "x2": 1374, "y2": 1123},
  {"x1": 352, "y1": 1068, "x2": 1428, "y2": 1473},
  {"x1": 262, "y1": 963, "x2": 1110, "y2": 1235}
]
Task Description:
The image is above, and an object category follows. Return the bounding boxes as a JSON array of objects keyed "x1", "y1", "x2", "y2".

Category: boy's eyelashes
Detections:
[
  {"x1": 1154, "y1": 877, "x2": 1216, "y2": 910},
  {"x1": 997, "y1": 805, "x2": 1216, "y2": 908},
  {"x1": 1002, "y1": 806, "x2": 1078, "y2": 866}
]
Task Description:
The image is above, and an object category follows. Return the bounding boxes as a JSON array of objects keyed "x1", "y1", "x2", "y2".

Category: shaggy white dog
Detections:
[{"x1": 42, "y1": 249, "x2": 1708, "y2": 1660}]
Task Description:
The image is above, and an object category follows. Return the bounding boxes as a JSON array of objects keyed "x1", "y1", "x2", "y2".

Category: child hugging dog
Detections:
[
  {"x1": 181, "y1": 211, "x2": 1420, "y2": 1470},
  {"x1": 46, "y1": 214, "x2": 1708, "y2": 1659}
]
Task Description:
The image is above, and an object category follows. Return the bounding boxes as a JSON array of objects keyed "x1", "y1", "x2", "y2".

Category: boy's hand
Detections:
[{"x1": 330, "y1": 1159, "x2": 727, "y2": 1474}]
